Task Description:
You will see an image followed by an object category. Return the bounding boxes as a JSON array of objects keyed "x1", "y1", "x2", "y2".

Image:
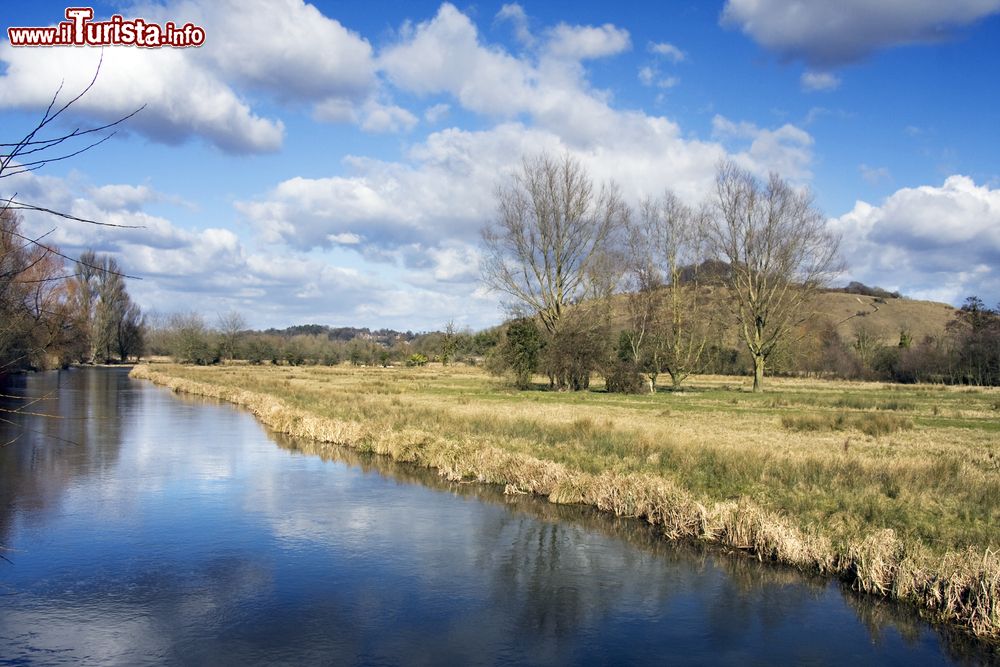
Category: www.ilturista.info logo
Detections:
[{"x1": 7, "y1": 7, "x2": 206, "y2": 48}]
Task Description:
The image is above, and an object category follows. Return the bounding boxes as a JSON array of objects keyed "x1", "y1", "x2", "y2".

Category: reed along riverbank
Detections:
[{"x1": 130, "y1": 363, "x2": 1000, "y2": 641}]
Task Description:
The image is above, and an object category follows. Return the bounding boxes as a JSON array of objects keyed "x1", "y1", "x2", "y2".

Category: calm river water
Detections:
[{"x1": 0, "y1": 368, "x2": 994, "y2": 665}]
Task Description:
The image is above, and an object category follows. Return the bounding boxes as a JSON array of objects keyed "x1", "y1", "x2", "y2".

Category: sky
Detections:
[{"x1": 1, "y1": 1, "x2": 999, "y2": 331}]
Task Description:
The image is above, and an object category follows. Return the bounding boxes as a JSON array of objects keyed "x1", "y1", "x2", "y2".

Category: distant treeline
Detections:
[
  {"x1": 146, "y1": 293, "x2": 1000, "y2": 387},
  {"x1": 260, "y1": 324, "x2": 419, "y2": 346},
  {"x1": 145, "y1": 313, "x2": 500, "y2": 368},
  {"x1": 771, "y1": 295, "x2": 999, "y2": 386}
]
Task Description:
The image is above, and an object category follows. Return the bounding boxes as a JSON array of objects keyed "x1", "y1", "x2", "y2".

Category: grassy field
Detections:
[{"x1": 131, "y1": 362, "x2": 1000, "y2": 639}]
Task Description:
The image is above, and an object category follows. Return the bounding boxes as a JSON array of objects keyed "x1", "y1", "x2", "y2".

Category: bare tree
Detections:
[
  {"x1": 68, "y1": 251, "x2": 144, "y2": 362},
  {"x1": 480, "y1": 152, "x2": 627, "y2": 389},
  {"x1": 440, "y1": 319, "x2": 458, "y2": 365},
  {"x1": 217, "y1": 310, "x2": 247, "y2": 361},
  {"x1": 625, "y1": 192, "x2": 714, "y2": 391},
  {"x1": 707, "y1": 161, "x2": 842, "y2": 392}
]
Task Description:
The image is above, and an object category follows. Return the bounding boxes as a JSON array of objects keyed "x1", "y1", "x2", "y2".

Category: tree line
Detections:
[
  {"x1": 0, "y1": 209, "x2": 144, "y2": 373},
  {"x1": 480, "y1": 153, "x2": 999, "y2": 391},
  {"x1": 144, "y1": 312, "x2": 499, "y2": 368}
]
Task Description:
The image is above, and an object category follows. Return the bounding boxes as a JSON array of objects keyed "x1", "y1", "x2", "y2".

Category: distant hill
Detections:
[
  {"x1": 606, "y1": 284, "x2": 958, "y2": 349},
  {"x1": 812, "y1": 291, "x2": 957, "y2": 345}
]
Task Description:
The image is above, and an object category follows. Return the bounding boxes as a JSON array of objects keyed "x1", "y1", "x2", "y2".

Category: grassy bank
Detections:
[{"x1": 130, "y1": 363, "x2": 1000, "y2": 640}]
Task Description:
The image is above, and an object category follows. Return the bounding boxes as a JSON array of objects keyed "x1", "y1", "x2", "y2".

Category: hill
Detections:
[{"x1": 812, "y1": 292, "x2": 957, "y2": 345}]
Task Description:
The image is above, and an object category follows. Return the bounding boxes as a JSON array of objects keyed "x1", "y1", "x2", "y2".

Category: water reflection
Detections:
[
  {"x1": 0, "y1": 368, "x2": 132, "y2": 547},
  {"x1": 0, "y1": 369, "x2": 995, "y2": 665}
]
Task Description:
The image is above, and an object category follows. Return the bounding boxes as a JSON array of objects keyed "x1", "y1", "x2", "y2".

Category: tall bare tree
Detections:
[
  {"x1": 68, "y1": 251, "x2": 144, "y2": 363},
  {"x1": 480, "y1": 152, "x2": 627, "y2": 389},
  {"x1": 625, "y1": 192, "x2": 714, "y2": 391},
  {"x1": 707, "y1": 161, "x2": 842, "y2": 392}
]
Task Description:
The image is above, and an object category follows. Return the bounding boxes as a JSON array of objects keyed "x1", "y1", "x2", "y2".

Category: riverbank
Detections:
[{"x1": 130, "y1": 363, "x2": 1000, "y2": 640}]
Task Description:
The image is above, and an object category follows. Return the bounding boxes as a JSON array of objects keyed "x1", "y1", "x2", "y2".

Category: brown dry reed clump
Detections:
[{"x1": 130, "y1": 364, "x2": 1000, "y2": 640}]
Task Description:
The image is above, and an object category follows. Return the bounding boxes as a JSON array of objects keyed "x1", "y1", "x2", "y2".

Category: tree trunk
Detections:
[
  {"x1": 669, "y1": 370, "x2": 681, "y2": 390},
  {"x1": 752, "y1": 354, "x2": 765, "y2": 393}
]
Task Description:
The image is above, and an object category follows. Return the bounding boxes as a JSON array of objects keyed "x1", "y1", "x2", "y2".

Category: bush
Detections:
[
  {"x1": 406, "y1": 353, "x2": 428, "y2": 367},
  {"x1": 486, "y1": 318, "x2": 542, "y2": 389},
  {"x1": 604, "y1": 360, "x2": 646, "y2": 394}
]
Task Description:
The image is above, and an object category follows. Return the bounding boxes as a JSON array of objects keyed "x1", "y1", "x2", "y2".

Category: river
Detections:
[{"x1": 0, "y1": 368, "x2": 993, "y2": 665}]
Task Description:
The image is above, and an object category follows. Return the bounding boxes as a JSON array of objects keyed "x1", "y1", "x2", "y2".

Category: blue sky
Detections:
[{"x1": 2, "y1": 1, "x2": 999, "y2": 331}]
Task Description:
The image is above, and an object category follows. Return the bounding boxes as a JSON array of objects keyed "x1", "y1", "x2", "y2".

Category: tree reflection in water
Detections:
[{"x1": 0, "y1": 368, "x2": 132, "y2": 548}]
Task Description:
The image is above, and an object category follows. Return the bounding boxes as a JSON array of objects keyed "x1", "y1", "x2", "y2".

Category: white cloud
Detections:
[
  {"x1": 721, "y1": 0, "x2": 1000, "y2": 66},
  {"x1": 800, "y1": 71, "x2": 841, "y2": 92},
  {"x1": 649, "y1": 41, "x2": 686, "y2": 63},
  {"x1": 544, "y1": 23, "x2": 631, "y2": 60},
  {"x1": 0, "y1": 0, "x2": 383, "y2": 152},
  {"x1": 359, "y1": 100, "x2": 419, "y2": 133},
  {"x1": 712, "y1": 115, "x2": 814, "y2": 181},
  {"x1": 7, "y1": 167, "x2": 497, "y2": 329},
  {"x1": 0, "y1": 44, "x2": 284, "y2": 153},
  {"x1": 237, "y1": 107, "x2": 814, "y2": 269},
  {"x1": 89, "y1": 184, "x2": 158, "y2": 211},
  {"x1": 830, "y1": 175, "x2": 1000, "y2": 305},
  {"x1": 242, "y1": 4, "x2": 814, "y2": 272},
  {"x1": 379, "y1": 4, "x2": 537, "y2": 116},
  {"x1": 154, "y1": 0, "x2": 376, "y2": 102}
]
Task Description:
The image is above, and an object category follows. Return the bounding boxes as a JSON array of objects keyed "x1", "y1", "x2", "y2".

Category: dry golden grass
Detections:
[{"x1": 130, "y1": 362, "x2": 1000, "y2": 639}]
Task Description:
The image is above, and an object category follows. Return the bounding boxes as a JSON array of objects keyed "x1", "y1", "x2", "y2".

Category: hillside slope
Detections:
[{"x1": 812, "y1": 292, "x2": 957, "y2": 345}]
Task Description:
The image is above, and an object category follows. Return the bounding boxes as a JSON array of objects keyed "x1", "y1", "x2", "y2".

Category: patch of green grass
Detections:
[
  {"x1": 831, "y1": 395, "x2": 915, "y2": 411},
  {"x1": 781, "y1": 411, "x2": 913, "y2": 437}
]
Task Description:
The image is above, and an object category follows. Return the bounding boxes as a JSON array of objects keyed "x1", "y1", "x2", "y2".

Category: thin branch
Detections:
[
  {"x1": 5, "y1": 199, "x2": 144, "y2": 228},
  {"x1": 3, "y1": 227, "x2": 142, "y2": 279},
  {"x1": 0, "y1": 105, "x2": 145, "y2": 150},
  {"x1": 0, "y1": 132, "x2": 118, "y2": 178}
]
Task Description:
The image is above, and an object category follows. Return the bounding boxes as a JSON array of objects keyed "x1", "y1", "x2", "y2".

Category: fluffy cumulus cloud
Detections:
[
  {"x1": 544, "y1": 23, "x2": 631, "y2": 60},
  {"x1": 0, "y1": 45, "x2": 285, "y2": 153},
  {"x1": 150, "y1": 0, "x2": 376, "y2": 101},
  {"x1": 711, "y1": 115, "x2": 814, "y2": 181},
  {"x1": 236, "y1": 115, "x2": 734, "y2": 256},
  {"x1": 235, "y1": 123, "x2": 560, "y2": 252},
  {"x1": 721, "y1": 0, "x2": 1000, "y2": 66},
  {"x1": 830, "y1": 175, "x2": 1000, "y2": 305},
  {"x1": 379, "y1": 4, "x2": 538, "y2": 116},
  {"x1": 0, "y1": 0, "x2": 380, "y2": 153},
  {"x1": 7, "y1": 168, "x2": 496, "y2": 329}
]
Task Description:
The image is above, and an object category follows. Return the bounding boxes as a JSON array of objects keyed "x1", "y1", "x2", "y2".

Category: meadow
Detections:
[{"x1": 131, "y1": 362, "x2": 1000, "y2": 639}]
